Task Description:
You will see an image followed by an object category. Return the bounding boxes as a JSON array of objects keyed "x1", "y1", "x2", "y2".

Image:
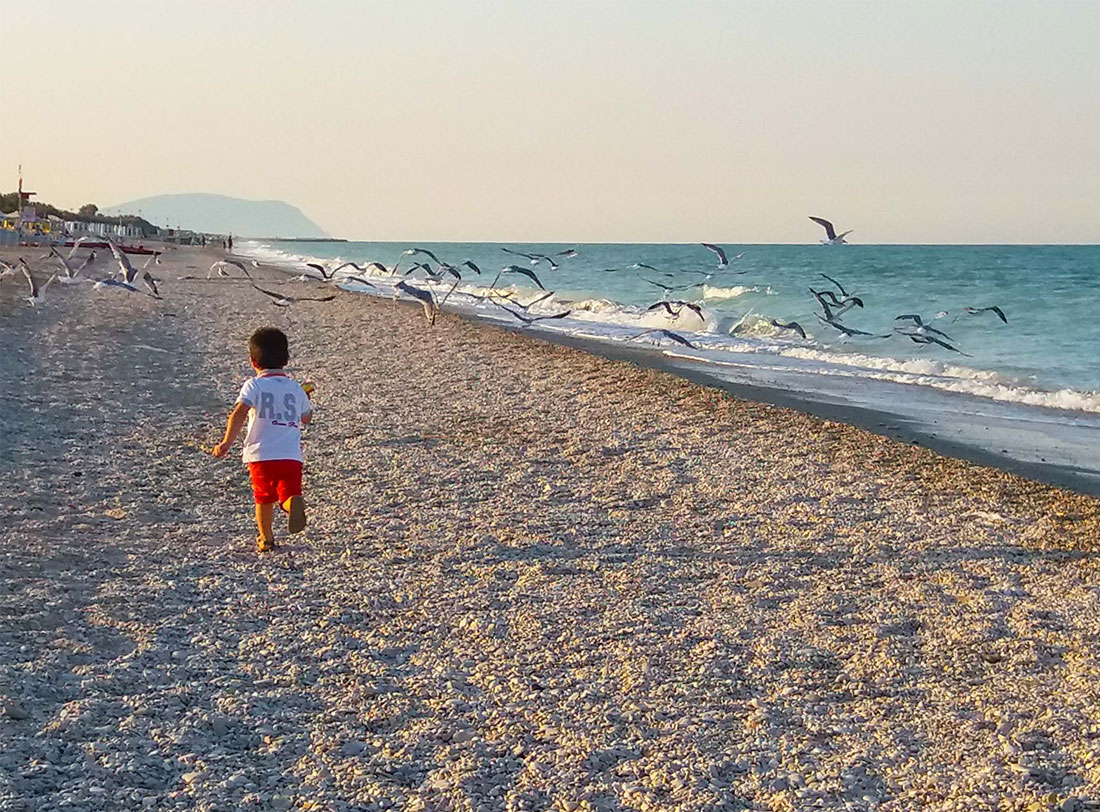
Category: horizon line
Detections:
[{"x1": 255, "y1": 237, "x2": 1100, "y2": 247}]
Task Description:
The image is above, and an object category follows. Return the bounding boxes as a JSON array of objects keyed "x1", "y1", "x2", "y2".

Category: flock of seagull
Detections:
[
  {"x1": 3, "y1": 215, "x2": 1008, "y2": 359},
  {"x1": 775, "y1": 273, "x2": 1008, "y2": 356},
  {"x1": 204, "y1": 217, "x2": 1008, "y2": 356},
  {"x1": 0, "y1": 236, "x2": 163, "y2": 305}
]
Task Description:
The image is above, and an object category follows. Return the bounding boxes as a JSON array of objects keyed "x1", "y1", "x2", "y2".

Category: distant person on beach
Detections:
[
  {"x1": 228, "y1": 234, "x2": 233, "y2": 251},
  {"x1": 211, "y1": 328, "x2": 314, "y2": 552}
]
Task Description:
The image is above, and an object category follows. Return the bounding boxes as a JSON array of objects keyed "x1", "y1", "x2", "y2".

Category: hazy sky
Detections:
[{"x1": 3, "y1": 1, "x2": 1098, "y2": 243}]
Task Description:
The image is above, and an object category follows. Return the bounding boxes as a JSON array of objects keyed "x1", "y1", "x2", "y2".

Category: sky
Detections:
[{"x1": 2, "y1": 0, "x2": 1098, "y2": 243}]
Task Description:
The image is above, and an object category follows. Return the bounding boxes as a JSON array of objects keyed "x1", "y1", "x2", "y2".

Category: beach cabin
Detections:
[{"x1": 62, "y1": 219, "x2": 144, "y2": 239}]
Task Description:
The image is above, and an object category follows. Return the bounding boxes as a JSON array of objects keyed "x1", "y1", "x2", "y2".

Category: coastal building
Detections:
[
  {"x1": 61, "y1": 218, "x2": 144, "y2": 239},
  {"x1": 0, "y1": 211, "x2": 17, "y2": 245}
]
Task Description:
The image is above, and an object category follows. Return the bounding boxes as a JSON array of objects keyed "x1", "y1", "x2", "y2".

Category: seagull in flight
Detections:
[
  {"x1": 402, "y1": 247, "x2": 443, "y2": 267},
  {"x1": 106, "y1": 238, "x2": 139, "y2": 285},
  {"x1": 66, "y1": 236, "x2": 97, "y2": 259},
  {"x1": 816, "y1": 315, "x2": 888, "y2": 338},
  {"x1": 500, "y1": 247, "x2": 560, "y2": 271},
  {"x1": 647, "y1": 300, "x2": 705, "y2": 321},
  {"x1": 394, "y1": 280, "x2": 437, "y2": 325},
  {"x1": 501, "y1": 265, "x2": 547, "y2": 290},
  {"x1": 20, "y1": 259, "x2": 55, "y2": 306},
  {"x1": 140, "y1": 271, "x2": 162, "y2": 299},
  {"x1": 94, "y1": 278, "x2": 141, "y2": 294},
  {"x1": 208, "y1": 259, "x2": 250, "y2": 280},
  {"x1": 629, "y1": 329, "x2": 698, "y2": 349},
  {"x1": 45, "y1": 246, "x2": 85, "y2": 284},
  {"x1": 644, "y1": 278, "x2": 704, "y2": 293},
  {"x1": 815, "y1": 289, "x2": 864, "y2": 309},
  {"x1": 809, "y1": 216, "x2": 853, "y2": 245},
  {"x1": 701, "y1": 243, "x2": 744, "y2": 268},
  {"x1": 498, "y1": 290, "x2": 555, "y2": 311},
  {"x1": 403, "y1": 261, "x2": 438, "y2": 279},
  {"x1": 810, "y1": 288, "x2": 862, "y2": 320},
  {"x1": 334, "y1": 274, "x2": 376, "y2": 288},
  {"x1": 327, "y1": 261, "x2": 388, "y2": 285},
  {"x1": 963, "y1": 305, "x2": 1008, "y2": 324},
  {"x1": 252, "y1": 284, "x2": 336, "y2": 307},
  {"x1": 894, "y1": 314, "x2": 953, "y2": 340},
  {"x1": 490, "y1": 299, "x2": 572, "y2": 327},
  {"x1": 770, "y1": 319, "x2": 808, "y2": 339},
  {"x1": 908, "y1": 334, "x2": 970, "y2": 355},
  {"x1": 331, "y1": 261, "x2": 369, "y2": 275}
]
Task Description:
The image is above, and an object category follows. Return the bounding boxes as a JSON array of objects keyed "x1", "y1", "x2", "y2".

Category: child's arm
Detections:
[
  {"x1": 211, "y1": 403, "x2": 250, "y2": 458},
  {"x1": 301, "y1": 412, "x2": 312, "y2": 426}
]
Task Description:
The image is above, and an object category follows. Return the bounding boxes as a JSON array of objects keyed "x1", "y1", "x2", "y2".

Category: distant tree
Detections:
[{"x1": 0, "y1": 192, "x2": 157, "y2": 234}]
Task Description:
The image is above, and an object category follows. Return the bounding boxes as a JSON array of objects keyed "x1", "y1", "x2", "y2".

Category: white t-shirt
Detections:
[{"x1": 236, "y1": 372, "x2": 312, "y2": 463}]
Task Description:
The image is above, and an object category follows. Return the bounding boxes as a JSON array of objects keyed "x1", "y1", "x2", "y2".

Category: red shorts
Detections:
[{"x1": 248, "y1": 459, "x2": 303, "y2": 505}]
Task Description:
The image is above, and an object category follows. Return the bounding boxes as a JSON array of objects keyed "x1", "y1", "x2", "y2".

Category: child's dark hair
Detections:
[{"x1": 249, "y1": 327, "x2": 289, "y2": 369}]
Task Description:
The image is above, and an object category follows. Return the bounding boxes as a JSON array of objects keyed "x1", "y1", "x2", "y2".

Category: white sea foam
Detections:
[
  {"x1": 699, "y1": 284, "x2": 758, "y2": 300},
  {"x1": 681, "y1": 345, "x2": 1100, "y2": 414}
]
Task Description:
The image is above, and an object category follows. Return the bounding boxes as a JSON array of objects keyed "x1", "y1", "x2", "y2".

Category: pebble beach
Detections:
[{"x1": 4, "y1": 245, "x2": 1100, "y2": 811}]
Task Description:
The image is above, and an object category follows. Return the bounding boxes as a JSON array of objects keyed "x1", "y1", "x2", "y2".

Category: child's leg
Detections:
[
  {"x1": 255, "y1": 502, "x2": 276, "y2": 547},
  {"x1": 275, "y1": 461, "x2": 306, "y2": 534},
  {"x1": 249, "y1": 462, "x2": 278, "y2": 551},
  {"x1": 285, "y1": 495, "x2": 307, "y2": 534}
]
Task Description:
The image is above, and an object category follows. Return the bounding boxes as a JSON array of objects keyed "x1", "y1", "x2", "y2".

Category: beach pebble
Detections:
[{"x1": 2, "y1": 701, "x2": 29, "y2": 721}]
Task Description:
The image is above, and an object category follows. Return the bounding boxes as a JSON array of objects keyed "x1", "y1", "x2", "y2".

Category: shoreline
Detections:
[
  {"x1": 5, "y1": 243, "x2": 1100, "y2": 809},
  {"x1": 234, "y1": 241, "x2": 1100, "y2": 499},
  {"x1": 511, "y1": 329, "x2": 1100, "y2": 498}
]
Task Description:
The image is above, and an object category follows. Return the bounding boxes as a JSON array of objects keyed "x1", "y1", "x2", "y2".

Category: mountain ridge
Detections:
[{"x1": 104, "y1": 193, "x2": 329, "y2": 238}]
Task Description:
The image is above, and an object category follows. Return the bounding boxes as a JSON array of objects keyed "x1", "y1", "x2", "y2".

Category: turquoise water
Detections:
[{"x1": 242, "y1": 241, "x2": 1100, "y2": 412}]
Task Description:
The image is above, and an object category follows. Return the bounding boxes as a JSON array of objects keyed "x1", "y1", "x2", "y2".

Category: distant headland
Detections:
[{"x1": 104, "y1": 193, "x2": 330, "y2": 239}]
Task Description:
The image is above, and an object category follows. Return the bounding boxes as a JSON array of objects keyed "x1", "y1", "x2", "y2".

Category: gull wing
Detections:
[
  {"x1": 530, "y1": 310, "x2": 572, "y2": 322},
  {"x1": 502, "y1": 265, "x2": 546, "y2": 290},
  {"x1": 808, "y1": 216, "x2": 837, "y2": 239},
  {"x1": 251, "y1": 285, "x2": 287, "y2": 300},
  {"x1": 772, "y1": 320, "x2": 807, "y2": 339},
  {"x1": 50, "y1": 247, "x2": 77, "y2": 278},
  {"x1": 20, "y1": 261, "x2": 39, "y2": 298},
  {"x1": 108, "y1": 239, "x2": 138, "y2": 284},
  {"x1": 141, "y1": 271, "x2": 161, "y2": 298},
  {"x1": 701, "y1": 243, "x2": 728, "y2": 265},
  {"x1": 630, "y1": 328, "x2": 697, "y2": 349},
  {"x1": 489, "y1": 297, "x2": 533, "y2": 325},
  {"x1": 819, "y1": 273, "x2": 847, "y2": 296}
]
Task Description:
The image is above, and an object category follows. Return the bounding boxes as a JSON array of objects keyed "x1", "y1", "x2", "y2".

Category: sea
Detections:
[{"x1": 239, "y1": 240, "x2": 1100, "y2": 492}]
